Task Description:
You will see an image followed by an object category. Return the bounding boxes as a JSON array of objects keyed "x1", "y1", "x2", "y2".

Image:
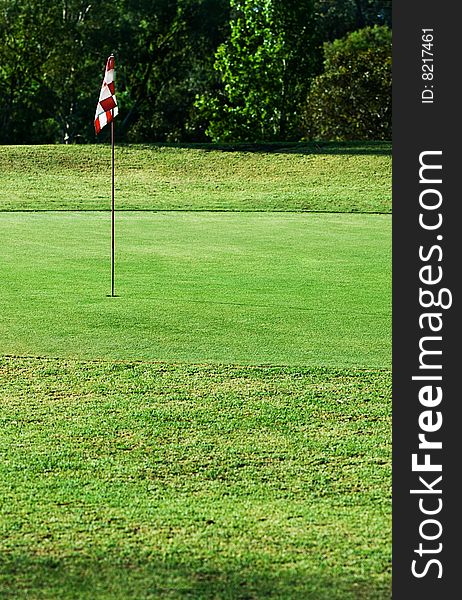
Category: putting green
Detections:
[{"x1": 0, "y1": 211, "x2": 390, "y2": 367}]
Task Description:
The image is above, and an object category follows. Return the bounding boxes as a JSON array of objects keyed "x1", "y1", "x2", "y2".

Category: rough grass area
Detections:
[
  {"x1": 0, "y1": 358, "x2": 391, "y2": 600},
  {"x1": 0, "y1": 142, "x2": 391, "y2": 213},
  {"x1": 0, "y1": 211, "x2": 391, "y2": 367}
]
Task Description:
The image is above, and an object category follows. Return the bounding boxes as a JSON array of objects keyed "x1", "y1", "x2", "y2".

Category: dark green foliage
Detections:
[
  {"x1": 115, "y1": 0, "x2": 230, "y2": 142},
  {"x1": 314, "y1": 0, "x2": 391, "y2": 42},
  {"x1": 0, "y1": 0, "x2": 123, "y2": 143},
  {"x1": 0, "y1": 0, "x2": 229, "y2": 144},
  {"x1": 0, "y1": 1, "x2": 390, "y2": 143},
  {"x1": 304, "y1": 26, "x2": 391, "y2": 141},
  {"x1": 196, "y1": 0, "x2": 318, "y2": 142}
]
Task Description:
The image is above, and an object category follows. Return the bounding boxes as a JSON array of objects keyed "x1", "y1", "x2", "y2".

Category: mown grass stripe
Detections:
[{"x1": 0, "y1": 211, "x2": 391, "y2": 367}]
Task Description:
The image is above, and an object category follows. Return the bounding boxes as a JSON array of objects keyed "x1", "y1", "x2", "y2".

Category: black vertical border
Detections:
[{"x1": 393, "y1": 2, "x2": 461, "y2": 597}]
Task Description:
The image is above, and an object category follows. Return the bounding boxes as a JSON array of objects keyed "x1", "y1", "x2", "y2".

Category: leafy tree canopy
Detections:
[
  {"x1": 196, "y1": 0, "x2": 318, "y2": 142},
  {"x1": 0, "y1": 0, "x2": 390, "y2": 143},
  {"x1": 304, "y1": 25, "x2": 391, "y2": 141}
]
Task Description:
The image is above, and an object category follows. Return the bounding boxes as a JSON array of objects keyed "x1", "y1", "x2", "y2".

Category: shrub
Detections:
[{"x1": 304, "y1": 25, "x2": 391, "y2": 141}]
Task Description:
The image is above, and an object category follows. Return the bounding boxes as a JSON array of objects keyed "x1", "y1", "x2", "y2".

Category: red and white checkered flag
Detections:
[{"x1": 94, "y1": 55, "x2": 118, "y2": 134}]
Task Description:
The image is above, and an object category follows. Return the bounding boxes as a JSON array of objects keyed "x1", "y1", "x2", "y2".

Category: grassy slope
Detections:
[
  {"x1": 0, "y1": 143, "x2": 391, "y2": 599},
  {"x1": 0, "y1": 358, "x2": 391, "y2": 600},
  {"x1": 0, "y1": 211, "x2": 391, "y2": 367},
  {"x1": 0, "y1": 143, "x2": 391, "y2": 213}
]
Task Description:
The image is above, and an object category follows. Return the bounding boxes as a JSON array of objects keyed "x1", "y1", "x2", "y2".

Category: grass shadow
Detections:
[
  {"x1": 0, "y1": 554, "x2": 391, "y2": 600},
  {"x1": 117, "y1": 141, "x2": 391, "y2": 156}
]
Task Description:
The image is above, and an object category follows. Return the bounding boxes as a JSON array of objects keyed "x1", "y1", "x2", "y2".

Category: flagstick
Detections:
[{"x1": 111, "y1": 119, "x2": 115, "y2": 297}]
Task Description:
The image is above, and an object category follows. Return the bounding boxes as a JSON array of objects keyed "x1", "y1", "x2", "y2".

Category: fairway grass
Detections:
[
  {"x1": 0, "y1": 143, "x2": 391, "y2": 213},
  {"x1": 0, "y1": 358, "x2": 391, "y2": 600},
  {"x1": 0, "y1": 211, "x2": 390, "y2": 367},
  {"x1": 0, "y1": 143, "x2": 391, "y2": 598}
]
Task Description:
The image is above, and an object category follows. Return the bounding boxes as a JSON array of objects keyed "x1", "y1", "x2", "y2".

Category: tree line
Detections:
[{"x1": 0, "y1": 0, "x2": 391, "y2": 144}]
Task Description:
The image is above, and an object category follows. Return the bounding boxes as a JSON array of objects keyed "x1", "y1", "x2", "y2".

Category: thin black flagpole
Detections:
[{"x1": 111, "y1": 118, "x2": 115, "y2": 297}]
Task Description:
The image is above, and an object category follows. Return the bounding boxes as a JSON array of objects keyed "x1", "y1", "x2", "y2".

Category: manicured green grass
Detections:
[
  {"x1": 0, "y1": 143, "x2": 391, "y2": 213},
  {"x1": 0, "y1": 211, "x2": 390, "y2": 367},
  {"x1": 0, "y1": 143, "x2": 391, "y2": 598},
  {"x1": 0, "y1": 358, "x2": 391, "y2": 600}
]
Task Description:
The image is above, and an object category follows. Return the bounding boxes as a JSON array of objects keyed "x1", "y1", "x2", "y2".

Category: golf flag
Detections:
[
  {"x1": 94, "y1": 55, "x2": 118, "y2": 134},
  {"x1": 95, "y1": 55, "x2": 118, "y2": 297}
]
